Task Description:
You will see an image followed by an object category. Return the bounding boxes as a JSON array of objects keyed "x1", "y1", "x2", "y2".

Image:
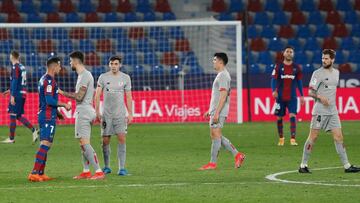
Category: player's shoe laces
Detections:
[
  {"x1": 90, "y1": 172, "x2": 105, "y2": 180},
  {"x1": 298, "y1": 167, "x2": 311, "y2": 173},
  {"x1": 1, "y1": 138, "x2": 15, "y2": 144},
  {"x1": 234, "y1": 152, "x2": 246, "y2": 168},
  {"x1": 118, "y1": 169, "x2": 128, "y2": 176},
  {"x1": 32, "y1": 128, "x2": 39, "y2": 144},
  {"x1": 28, "y1": 174, "x2": 44, "y2": 182},
  {"x1": 40, "y1": 174, "x2": 54, "y2": 181},
  {"x1": 290, "y1": 138, "x2": 298, "y2": 146},
  {"x1": 102, "y1": 167, "x2": 112, "y2": 174},
  {"x1": 198, "y1": 162, "x2": 217, "y2": 171},
  {"x1": 278, "y1": 138, "x2": 284, "y2": 146},
  {"x1": 73, "y1": 171, "x2": 92, "y2": 180},
  {"x1": 345, "y1": 165, "x2": 360, "y2": 173}
]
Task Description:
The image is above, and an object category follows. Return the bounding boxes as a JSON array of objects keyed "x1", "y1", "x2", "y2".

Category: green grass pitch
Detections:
[{"x1": 0, "y1": 121, "x2": 359, "y2": 202}]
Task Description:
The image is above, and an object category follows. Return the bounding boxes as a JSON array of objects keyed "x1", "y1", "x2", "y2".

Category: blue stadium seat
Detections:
[
  {"x1": 20, "y1": 40, "x2": 36, "y2": 52},
  {"x1": 181, "y1": 51, "x2": 198, "y2": 66},
  {"x1": 228, "y1": 0, "x2": 244, "y2": 12},
  {"x1": 307, "y1": 11, "x2": 324, "y2": 25},
  {"x1": 218, "y1": 12, "x2": 234, "y2": 21},
  {"x1": 32, "y1": 66, "x2": 47, "y2": 79},
  {"x1": 57, "y1": 40, "x2": 74, "y2": 54},
  {"x1": 301, "y1": 63, "x2": 315, "y2": 73},
  {"x1": 100, "y1": 52, "x2": 113, "y2": 65},
  {"x1": 136, "y1": 38, "x2": 152, "y2": 52},
  {"x1": 294, "y1": 51, "x2": 309, "y2": 64},
  {"x1": 150, "y1": 65, "x2": 164, "y2": 75},
  {"x1": 104, "y1": 12, "x2": 118, "y2": 22},
  {"x1": 89, "y1": 28, "x2": 107, "y2": 39},
  {"x1": 124, "y1": 12, "x2": 138, "y2": 22},
  {"x1": 351, "y1": 24, "x2": 360, "y2": 37},
  {"x1": 340, "y1": 37, "x2": 357, "y2": 50},
  {"x1": 249, "y1": 64, "x2": 262, "y2": 74},
  {"x1": 143, "y1": 52, "x2": 159, "y2": 65},
  {"x1": 136, "y1": 0, "x2": 152, "y2": 13},
  {"x1": 12, "y1": 28, "x2": 30, "y2": 40},
  {"x1": 26, "y1": 13, "x2": 42, "y2": 23},
  {"x1": 335, "y1": 51, "x2": 346, "y2": 64},
  {"x1": 260, "y1": 25, "x2": 276, "y2": 38},
  {"x1": 296, "y1": 25, "x2": 313, "y2": 38},
  {"x1": 272, "y1": 11, "x2": 288, "y2": 25},
  {"x1": 79, "y1": 39, "x2": 95, "y2": 53},
  {"x1": 39, "y1": 0, "x2": 55, "y2": 13},
  {"x1": 0, "y1": 40, "x2": 14, "y2": 53},
  {"x1": 20, "y1": 0, "x2": 36, "y2": 14},
  {"x1": 31, "y1": 28, "x2": 48, "y2": 40},
  {"x1": 52, "y1": 28, "x2": 69, "y2": 40},
  {"x1": 169, "y1": 65, "x2": 182, "y2": 75},
  {"x1": 253, "y1": 12, "x2": 270, "y2": 25},
  {"x1": 314, "y1": 24, "x2": 330, "y2": 38},
  {"x1": 117, "y1": 39, "x2": 132, "y2": 52},
  {"x1": 344, "y1": 11, "x2": 358, "y2": 24},
  {"x1": 78, "y1": 0, "x2": 95, "y2": 13},
  {"x1": 265, "y1": 64, "x2": 275, "y2": 73},
  {"x1": 65, "y1": 13, "x2": 80, "y2": 22},
  {"x1": 247, "y1": 25, "x2": 259, "y2": 38},
  {"x1": 155, "y1": 38, "x2": 172, "y2": 52},
  {"x1": 143, "y1": 11, "x2": 156, "y2": 21},
  {"x1": 169, "y1": 26, "x2": 185, "y2": 39},
  {"x1": 111, "y1": 28, "x2": 127, "y2": 39},
  {"x1": 311, "y1": 50, "x2": 323, "y2": 64},
  {"x1": 132, "y1": 65, "x2": 145, "y2": 75},
  {"x1": 336, "y1": 0, "x2": 352, "y2": 11},
  {"x1": 91, "y1": 66, "x2": 106, "y2": 78},
  {"x1": 188, "y1": 65, "x2": 204, "y2": 75},
  {"x1": 300, "y1": 0, "x2": 316, "y2": 11},
  {"x1": 287, "y1": 38, "x2": 303, "y2": 50},
  {"x1": 348, "y1": 51, "x2": 360, "y2": 63},
  {"x1": 303, "y1": 38, "x2": 320, "y2": 51},
  {"x1": 148, "y1": 27, "x2": 167, "y2": 39},
  {"x1": 257, "y1": 51, "x2": 273, "y2": 65},
  {"x1": 26, "y1": 53, "x2": 42, "y2": 67},
  {"x1": 123, "y1": 52, "x2": 139, "y2": 65},
  {"x1": 264, "y1": 0, "x2": 280, "y2": 12},
  {"x1": 268, "y1": 38, "x2": 284, "y2": 51},
  {"x1": 163, "y1": 12, "x2": 176, "y2": 21}
]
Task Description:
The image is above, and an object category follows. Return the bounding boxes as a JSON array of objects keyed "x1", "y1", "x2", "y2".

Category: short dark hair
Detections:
[
  {"x1": 69, "y1": 51, "x2": 84, "y2": 63},
  {"x1": 10, "y1": 50, "x2": 20, "y2": 59},
  {"x1": 284, "y1": 45, "x2": 294, "y2": 51},
  {"x1": 47, "y1": 56, "x2": 61, "y2": 67},
  {"x1": 322, "y1": 49, "x2": 336, "y2": 59},
  {"x1": 214, "y1": 52, "x2": 228, "y2": 65},
  {"x1": 109, "y1": 55, "x2": 122, "y2": 63}
]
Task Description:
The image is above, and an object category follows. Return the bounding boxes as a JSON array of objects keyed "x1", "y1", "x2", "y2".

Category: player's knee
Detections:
[{"x1": 117, "y1": 135, "x2": 126, "y2": 144}]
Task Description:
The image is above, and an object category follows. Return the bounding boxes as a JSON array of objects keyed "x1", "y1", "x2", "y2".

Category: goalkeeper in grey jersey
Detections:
[
  {"x1": 95, "y1": 56, "x2": 133, "y2": 176},
  {"x1": 299, "y1": 49, "x2": 360, "y2": 173}
]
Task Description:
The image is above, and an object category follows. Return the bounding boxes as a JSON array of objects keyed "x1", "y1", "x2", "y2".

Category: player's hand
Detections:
[
  {"x1": 57, "y1": 111, "x2": 64, "y2": 120},
  {"x1": 272, "y1": 91, "x2": 278, "y2": 99},
  {"x1": 58, "y1": 89, "x2": 64, "y2": 95},
  {"x1": 203, "y1": 111, "x2": 210, "y2": 119},
  {"x1": 10, "y1": 96, "x2": 15, "y2": 105},
  {"x1": 127, "y1": 114, "x2": 133, "y2": 125},
  {"x1": 300, "y1": 96, "x2": 305, "y2": 105},
  {"x1": 2, "y1": 90, "x2": 10, "y2": 96},
  {"x1": 318, "y1": 95, "x2": 330, "y2": 106},
  {"x1": 212, "y1": 113, "x2": 219, "y2": 124},
  {"x1": 64, "y1": 103, "x2": 71, "y2": 111},
  {"x1": 96, "y1": 111, "x2": 102, "y2": 122}
]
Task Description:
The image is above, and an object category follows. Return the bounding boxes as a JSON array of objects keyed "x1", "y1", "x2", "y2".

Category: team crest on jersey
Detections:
[
  {"x1": 311, "y1": 78, "x2": 317, "y2": 86},
  {"x1": 119, "y1": 82, "x2": 124, "y2": 87},
  {"x1": 46, "y1": 85, "x2": 52, "y2": 93}
]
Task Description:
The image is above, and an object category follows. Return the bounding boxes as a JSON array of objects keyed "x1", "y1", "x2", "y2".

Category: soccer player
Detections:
[
  {"x1": 1, "y1": 51, "x2": 39, "y2": 144},
  {"x1": 28, "y1": 57, "x2": 71, "y2": 182},
  {"x1": 271, "y1": 46, "x2": 304, "y2": 146},
  {"x1": 59, "y1": 51, "x2": 105, "y2": 180},
  {"x1": 199, "y1": 53, "x2": 245, "y2": 170},
  {"x1": 94, "y1": 56, "x2": 133, "y2": 176},
  {"x1": 298, "y1": 49, "x2": 360, "y2": 173}
]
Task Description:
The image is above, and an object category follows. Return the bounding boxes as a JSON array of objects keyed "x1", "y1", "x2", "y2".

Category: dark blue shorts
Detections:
[
  {"x1": 8, "y1": 96, "x2": 25, "y2": 116},
  {"x1": 274, "y1": 99, "x2": 298, "y2": 117},
  {"x1": 39, "y1": 120, "x2": 56, "y2": 143}
]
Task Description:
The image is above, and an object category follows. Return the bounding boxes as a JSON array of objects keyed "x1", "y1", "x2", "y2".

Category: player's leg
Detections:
[
  {"x1": 1, "y1": 101, "x2": 17, "y2": 143},
  {"x1": 288, "y1": 99, "x2": 298, "y2": 145},
  {"x1": 274, "y1": 100, "x2": 285, "y2": 146},
  {"x1": 114, "y1": 117, "x2": 128, "y2": 176},
  {"x1": 199, "y1": 117, "x2": 221, "y2": 170},
  {"x1": 101, "y1": 117, "x2": 112, "y2": 174}
]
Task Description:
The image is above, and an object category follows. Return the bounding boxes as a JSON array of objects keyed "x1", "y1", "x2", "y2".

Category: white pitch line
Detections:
[{"x1": 265, "y1": 166, "x2": 360, "y2": 187}]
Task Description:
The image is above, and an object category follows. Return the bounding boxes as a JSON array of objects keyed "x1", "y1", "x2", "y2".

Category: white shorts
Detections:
[
  {"x1": 101, "y1": 117, "x2": 127, "y2": 136},
  {"x1": 310, "y1": 114, "x2": 342, "y2": 132},
  {"x1": 209, "y1": 116, "x2": 226, "y2": 129},
  {"x1": 75, "y1": 110, "x2": 96, "y2": 139}
]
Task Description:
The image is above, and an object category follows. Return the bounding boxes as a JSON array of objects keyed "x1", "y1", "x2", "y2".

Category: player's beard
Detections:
[
  {"x1": 71, "y1": 65, "x2": 76, "y2": 71},
  {"x1": 323, "y1": 62, "x2": 333, "y2": 69}
]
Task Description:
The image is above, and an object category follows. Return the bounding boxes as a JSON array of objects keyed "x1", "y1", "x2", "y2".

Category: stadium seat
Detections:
[
  {"x1": 7, "y1": 12, "x2": 21, "y2": 23},
  {"x1": 25, "y1": 53, "x2": 42, "y2": 67},
  {"x1": 84, "y1": 52, "x2": 100, "y2": 66},
  {"x1": 253, "y1": 12, "x2": 270, "y2": 25},
  {"x1": 275, "y1": 51, "x2": 284, "y2": 63},
  {"x1": 169, "y1": 27, "x2": 185, "y2": 39},
  {"x1": 150, "y1": 65, "x2": 164, "y2": 75},
  {"x1": 296, "y1": 25, "x2": 313, "y2": 38},
  {"x1": 301, "y1": 63, "x2": 315, "y2": 73},
  {"x1": 122, "y1": 52, "x2": 138, "y2": 65},
  {"x1": 46, "y1": 13, "x2": 61, "y2": 23},
  {"x1": 287, "y1": 38, "x2": 302, "y2": 50},
  {"x1": 31, "y1": 28, "x2": 48, "y2": 40},
  {"x1": 268, "y1": 38, "x2": 285, "y2": 51},
  {"x1": 0, "y1": 40, "x2": 14, "y2": 53},
  {"x1": 300, "y1": 0, "x2": 316, "y2": 11},
  {"x1": 37, "y1": 39, "x2": 54, "y2": 53},
  {"x1": 111, "y1": 27, "x2": 127, "y2": 39},
  {"x1": 0, "y1": 0, "x2": 17, "y2": 14},
  {"x1": 117, "y1": 39, "x2": 132, "y2": 52},
  {"x1": 65, "y1": 12, "x2": 81, "y2": 23},
  {"x1": 85, "y1": 12, "x2": 99, "y2": 22},
  {"x1": 143, "y1": 11, "x2": 156, "y2": 21},
  {"x1": 249, "y1": 64, "x2": 262, "y2": 74},
  {"x1": 188, "y1": 65, "x2": 204, "y2": 75},
  {"x1": 96, "y1": 39, "x2": 112, "y2": 53},
  {"x1": 325, "y1": 11, "x2": 343, "y2": 24},
  {"x1": 247, "y1": 25, "x2": 259, "y2": 38},
  {"x1": 218, "y1": 12, "x2": 234, "y2": 21},
  {"x1": 27, "y1": 13, "x2": 42, "y2": 23},
  {"x1": 124, "y1": 12, "x2": 138, "y2": 22},
  {"x1": 128, "y1": 27, "x2": 144, "y2": 39},
  {"x1": 318, "y1": 0, "x2": 334, "y2": 11},
  {"x1": 351, "y1": 24, "x2": 360, "y2": 37},
  {"x1": 169, "y1": 64, "x2": 182, "y2": 75},
  {"x1": 257, "y1": 51, "x2": 273, "y2": 65},
  {"x1": 311, "y1": 50, "x2": 323, "y2": 64},
  {"x1": 356, "y1": 0, "x2": 360, "y2": 11},
  {"x1": 307, "y1": 11, "x2": 324, "y2": 25},
  {"x1": 247, "y1": 0, "x2": 262, "y2": 12},
  {"x1": 344, "y1": 11, "x2": 358, "y2": 24},
  {"x1": 117, "y1": 0, "x2": 133, "y2": 13},
  {"x1": 132, "y1": 65, "x2": 145, "y2": 75},
  {"x1": 52, "y1": 28, "x2": 68, "y2": 40},
  {"x1": 143, "y1": 52, "x2": 159, "y2": 65},
  {"x1": 156, "y1": 38, "x2": 172, "y2": 52},
  {"x1": 322, "y1": 37, "x2": 338, "y2": 50},
  {"x1": 264, "y1": 0, "x2": 280, "y2": 12},
  {"x1": 314, "y1": 24, "x2": 331, "y2": 38},
  {"x1": 272, "y1": 11, "x2": 288, "y2": 25},
  {"x1": 260, "y1": 25, "x2": 276, "y2": 38},
  {"x1": 39, "y1": 0, "x2": 55, "y2": 13},
  {"x1": 236, "y1": 12, "x2": 253, "y2": 24},
  {"x1": 79, "y1": 39, "x2": 96, "y2": 53},
  {"x1": 136, "y1": 38, "x2": 152, "y2": 52},
  {"x1": 57, "y1": 39, "x2": 74, "y2": 54},
  {"x1": 290, "y1": 11, "x2": 306, "y2": 25},
  {"x1": 250, "y1": 38, "x2": 266, "y2": 51},
  {"x1": 283, "y1": 0, "x2": 299, "y2": 12},
  {"x1": 104, "y1": 12, "x2": 119, "y2": 22},
  {"x1": 58, "y1": 0, "x2": 75, "y2": 13},
  {"x1": 148, "y1": 27, "x2": 167, "y2": 39},
  {"x1": 294, "y1": 51, "x2": 309, "y2": 64},
  {"x1": 336, "y1": 0, "x2": 352, "y2": 11},
  {"x1": 97, "y1": 0, "x2": 113, "y2": 13},
  {"x1": 0, "y1": 29, "x2": 9, "y2": 40},
  {"x1": 0, "y1": 66, "x2": 10, "y2": 77},
  {"x1": 136, "y1": 0, "x2": 152, "y2": 13},
  {"x1": 19, "y1": 0, "x2": 36, "y2": 14},
  {"x1": 264, "y1": 64, "x2": 275, "y2": 73},
  {"x1": 332, "y1": 24, "x2": 348, "y2": 38},
  {"x1": 334, "y1": 50, "x2": 346, "y2": 64},
  {"x1": 78, "y1": 0, "x2": 95, "y2": 13},
  {"x1": 278, "y1": 25, "x2": 295, "y2": 38},
  {"x1": 154, "y1": 0, "x2": 171, "y2": 13},
  {"x1": 340, "y1": 37, "x2": 357, "y2": 50},
  {"x1": 175, "y1": 39, "x2": 191, "y2": 52},
  {"x1": 210, "y1": 0, "x2": 227, "y2": 13},
  {"x1": 12, "y1": 28, "x2": 29, "y2": 40},
  {"x1": 228, "y1": 0, "x2": 244, "y2": 12},
  {"x1": 89, "y1": 28, "x2": 107, "y2": 39},
  {"x1": 338, "y1": 63, "x2": 352, "y2": 73},
  {"x1": 163, "y1": 12, "x2": 176, "y2": 21},
  {"x1": 303, "y1": 37, "x2": 320, "y2": 51},
  {"x1": 348, "y1": 51, "x2": 360, "y2": 63},
  {"x1": 181, "y1": 51, "x2": 198, "y2": 66},
  {"x1": 161, "y1": 52, "x2": 179, "y2": 65},
  {"x1": 70, "y1": 28, "x2": 88, "y2": 39}
]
